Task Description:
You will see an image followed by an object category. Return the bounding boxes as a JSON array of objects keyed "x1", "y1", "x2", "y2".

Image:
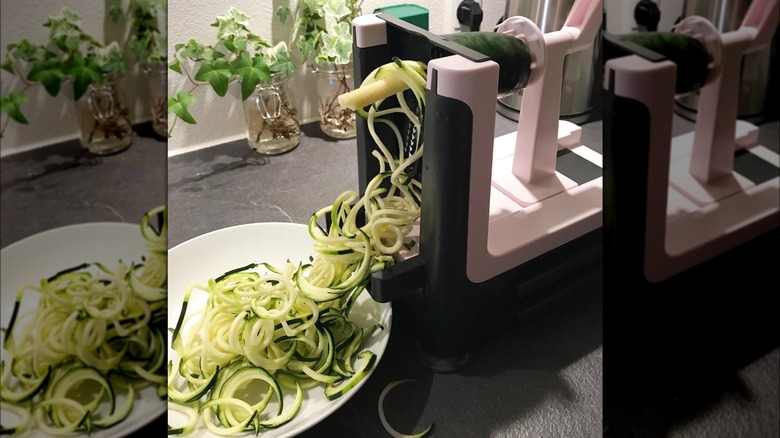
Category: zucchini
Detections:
[
  {"x1": 323, "y1": 350, "x2": 377, "y2": 400},
  {"x1": 440, "y1": 31, "x2": 532, "y2": 95},
  {"x1": 339, "y1": 31, "x2": 531, "y2": 111},
  {"x1": 167, "y1": 401, "x2": 198, "y2": 435},
  {"x1": 200, "y1": 399, "x2": 258, "y2": 435},
  {"x1": 378, "y1": 379, "x2": 434, "y2": 438},
  {"x1": 257, "y1": 380, "x2": 303, "y2": 429},
  {"x1": 48, "y1": 366, "x2": 116, "y2": 417},
  {"x1": 0, "y1": 205, "x2": 168, "y2": 436},
  {"x1": 215, "y1": 366, "x2": 282, "y2": 423},
  {"x1": 339, "y1": 60, "x2": 427, "y2": 111},
  {"x1": 168, "y1": 365, "x2": 220, "y2": 404},
  {"x1": 92, "y1": 383, "x2": 135, "y2": 429},
  {"x1": 0, "y1": 362, "x2": 50, "y2": 403},
  {"x1": 616, "y1": 32, "x2": 710, "y2": 93},
  {"x1": 0, "y1": 401, "x2": 31, "y2": 435}
]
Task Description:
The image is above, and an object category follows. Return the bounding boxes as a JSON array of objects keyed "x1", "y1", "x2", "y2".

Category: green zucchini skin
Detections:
[
  {"x1": 618, "y1": 32, "x2": 710, "y2": 94},
  {"x1": 441, "y1": 32, "x2": 532, "y2": 96}
]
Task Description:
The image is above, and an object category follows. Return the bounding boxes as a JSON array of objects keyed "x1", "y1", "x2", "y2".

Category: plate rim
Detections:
[
  {"x1": 168, "y1": 221, "x2": 306, "y2": 252},
  {"x1": 1, "y1": 221, "x2": 138, "y2": 252}
]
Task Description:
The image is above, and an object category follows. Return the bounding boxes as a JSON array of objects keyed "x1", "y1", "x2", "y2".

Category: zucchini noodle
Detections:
[
  {"x1": 167, "y1": 58, "x2": 427, "y2": 435},
  {"x1": 0, "y1": 205, "x2": 168, "y2": 436}
]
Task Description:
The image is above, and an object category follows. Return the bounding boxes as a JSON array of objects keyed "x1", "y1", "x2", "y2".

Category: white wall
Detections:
[
  {"x1": 0, "y1": 1, "x2": 156, "y2": 156},
  {"x1": 165, "y1": 0, "x2": 505, "y2": 156}
]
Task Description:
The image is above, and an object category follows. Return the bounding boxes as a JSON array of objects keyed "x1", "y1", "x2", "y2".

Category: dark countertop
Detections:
[
  {"x1": 0, "y1": 122, "x2": 167, "y2": 436},
  {"x1": 1, "y1": 123, "x2": 167, "y2": 248},
  {"x1": 604, "y1": 116, "x2": 780, "y2": 438}
]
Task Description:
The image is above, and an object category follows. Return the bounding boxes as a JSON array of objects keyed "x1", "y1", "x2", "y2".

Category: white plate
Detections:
[
  {"x1": 167, "y1": 222, "x2": 392, "y2": 437},
  {"x1": 0, "y1": 222, "x2": 166, "y2": 438}
]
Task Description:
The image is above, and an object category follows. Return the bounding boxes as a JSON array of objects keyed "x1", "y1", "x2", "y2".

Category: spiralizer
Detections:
[
  {"x1": 351, "y1": 0, "x2": 603, "y2": 371},
  {"x1": 603, "y1": 0, "x2": 779, "y2": 284},
  {"x1": 602, "y1": 0, "x2": 779, "y2": 373}
]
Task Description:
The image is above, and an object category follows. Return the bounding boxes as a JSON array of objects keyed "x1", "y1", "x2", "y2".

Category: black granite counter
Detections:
[{"x1": 1, "y1": 123, "x2": 167, "y2": 248}]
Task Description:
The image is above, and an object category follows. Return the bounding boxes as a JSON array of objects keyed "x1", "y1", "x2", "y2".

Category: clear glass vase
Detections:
[
  {"x1": 74, "y1": 78, "x2": 133, "y2": 155},
  {"x1": 241, "y1": 73, "x2": 300, "y2": 155},
  {"x1": 314, "y1": 62, "x2": 356, "y2": 139},
  {"x1": 143, "y1": 62, "x2": 168, "y2": 138}
]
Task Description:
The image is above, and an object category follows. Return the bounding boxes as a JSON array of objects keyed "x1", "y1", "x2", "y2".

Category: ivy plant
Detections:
[
  {"x1": 0, "y1": 8, "x2": 127, "y2": 138},
  {"x1": 110, "y1": 0, "x2": 168, "y2": 66},
  {"x1": 167, "y1": 7, "x2": 295, "y2": 137},
  {"x1": 277, "y1": 0, "x2": 363, "y2": 65}
]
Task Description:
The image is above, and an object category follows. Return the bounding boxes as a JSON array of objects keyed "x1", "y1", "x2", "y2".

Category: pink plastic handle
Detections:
[
  {"x1": 741, "y1": 0, "x2": 779, "y2": 50},
  {"x1": 563, "y1": 0, "x2": 602, "y2": 52}
]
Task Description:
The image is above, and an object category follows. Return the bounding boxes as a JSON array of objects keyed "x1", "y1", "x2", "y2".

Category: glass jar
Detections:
[
  {"x1": 143, "y1": 62, "x2": 168, "y2": 138},
  {"x1": 73, "y1": 78, "x2": 133, "y2": 155},
  {"x1": 314, "y1": 62, "x2": 356, "y2": 139},
  {"x1": 241, "y1": 73, "x2": 300, "y2": 155}
]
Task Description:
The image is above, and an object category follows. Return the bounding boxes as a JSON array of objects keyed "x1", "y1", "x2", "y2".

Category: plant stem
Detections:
[
  {"x1": 0, "y1": 115, "x2": 11, "y2": 137},
  {"x1": 167, "y1": 115, "x2": 178, "y2": 138}
]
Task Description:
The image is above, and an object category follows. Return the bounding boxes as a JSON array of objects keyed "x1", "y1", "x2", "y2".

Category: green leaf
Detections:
[
  {"x1": 202, "y1": 47, "x2": 225, "y2": 61},
  {"x1": 168, "y1": 91, "x2": 197, "y2": 124},
  {"x1": 150, "y1": 33, "x2": 168, "y2": 63},
  {"x1": 109, "y1": 4, "x2": 124, "y2": 23},
  {"x1": 64, "y1": 36, "x2": 80, "y2": 52},
  {"x1": 129, "y1": 33, "x2": 153, "y2": 60},
  {"x1": 266, "y1": 42, "x2": 295, "y2": 76},
  {"x1": 323, "y1": 0, "x2": 351, "y2": 21},
  {"x1": 194, "y1": 59, "x2": 233, "y2": 97},
  {"x1": 213, "y1": 7, "x2": 249, "y2": 40},
  {"x1": 232, "y1": 53, "x2": 271, "y2": 101},
  {"x1": 9, "y1": 39, "x2": 40, "y2": 61},
  {"x1": 297, "y1": 32, "x2": 319, "y2": 63},
  {"x1": 1, "y1": 59, "x2": 14, "y2": 74},
  {"x1": 177, "y1": 39, "x2": 205, "y2": 61},
  {"x1": 26, "y1": 59, "x2": 64, "y2": 96},
  {"x1": 227, "y1": 7, "x2": 250, "y2": 25},
  {"x1": 0, "y1": 91, "x2": 29, "y2": 124},
  {"x1": 222, "y1": 36, "x2": 238, "y2": 55},
  {"x1": 64, "y1": 53, "x2": 103, "y2": 100},
  {"x1": 96, "y1": 41, "x2": 127, "y2": 77},
  {"x1": 318, "y1": 21, "x2": 353, "y2": 64},
  {"x1": 61, "y1": 8, "x2": 81, "y2": 24},
  {"x1": 232, "y1": 36, "x2": 248, "y2": 51},
  {"x1": 277, "y1": 6, "x2": 291, "y2": 24},
  {"x1": 45, "y1": 8, "x2": 81, "y2": 40},
  {"x1": 169, "y1": 59, "x2": 182, "y2": 74}
]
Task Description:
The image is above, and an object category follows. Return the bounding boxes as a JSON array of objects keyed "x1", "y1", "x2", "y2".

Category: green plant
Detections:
[
  {"x1": 167, "y1": 6, "x2": 296, "y2": 137},
  {"x1": 0, "y1": 7, "x2": 127, "y2": 138},
  {"x1": 277, "y1": 0, "x2": 363, "y2": 65},
  {"x1": 110, "y1": 0, "x2": 168, "y2": 66},
  {"x1": 110, "y1": 0, "x2": 168, "y2": 138}
]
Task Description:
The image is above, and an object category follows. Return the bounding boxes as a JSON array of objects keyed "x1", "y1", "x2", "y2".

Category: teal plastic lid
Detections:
[{"x1": 373, "y1": 4, "x2": 429, "y2": 30}]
